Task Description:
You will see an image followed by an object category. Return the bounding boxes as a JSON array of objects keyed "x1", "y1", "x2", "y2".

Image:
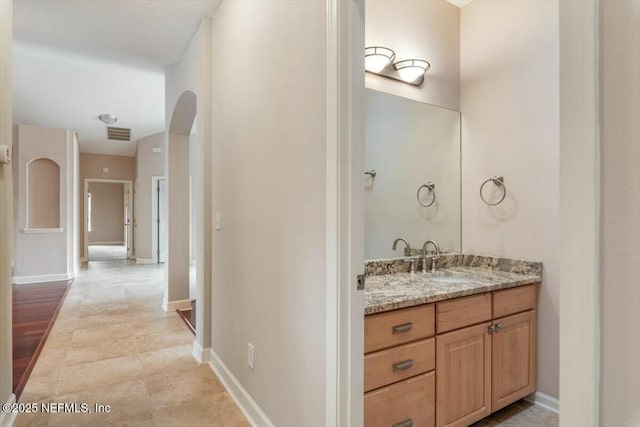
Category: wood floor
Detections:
[
  {"x1": 12, "y1": 280, "x2": 70, "y2": 399},
  {"x1": 177, "y1": 300, "x2": 196, "y2": 335}
]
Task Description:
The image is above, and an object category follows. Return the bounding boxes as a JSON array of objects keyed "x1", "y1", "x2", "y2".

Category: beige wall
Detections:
[
  {"x1": 0, "y1": 0, "x2": 12, "y2": 412},
  {"x1": 88, "y1": 182, "x2": 124, "y2": 244},
  {"x1": 460, "y1": 0, "x2": 560, "y2": 400},
  {"x1": 600, "y1": 0, "x2": 640, "y2": 424},
  {"x1": 134, "y1": 132, "x2": 164, "y2": 261},
  {"x1": 211, "y1": 1, "x2": 327, "y2": 424},
  {"x1": 79, "y1": 153, "x2": 135, "y2": 258},
  {"x1": 165, "y1": 17, "x2": 213, "y2": 348},
  {"x1": 365, "y1": 0, "x2": 460, "y2": 111},
  {"x1": 13, "y1": 124, "x2": 73, "y2": 279}
]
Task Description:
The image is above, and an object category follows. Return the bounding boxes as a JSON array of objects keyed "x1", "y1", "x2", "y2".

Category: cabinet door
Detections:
[
  {"x1": 492, "y1": 310, "x2": 536, "y2": 412},
  {"x1": 436, "y1": 322, "x2": 492, "y2": 427}
]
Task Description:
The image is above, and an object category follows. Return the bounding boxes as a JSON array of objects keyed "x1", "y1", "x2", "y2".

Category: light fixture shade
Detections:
[
  {"x1": 98, "y1": 114, "x2": 117, "y2": 125},
  {"x1": 365, "y1": 46, "x2": 396, "y2": 73},
  {"x1": 394, "y1": 59, "x2": 431, "y2": 83}
]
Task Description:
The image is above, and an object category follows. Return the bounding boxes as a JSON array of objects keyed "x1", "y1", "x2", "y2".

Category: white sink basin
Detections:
[{"x1": 428, "y1": 276, "x2": 475, "y2": 284}]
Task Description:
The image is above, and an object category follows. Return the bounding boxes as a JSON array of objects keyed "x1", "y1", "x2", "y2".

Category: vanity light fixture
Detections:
[
  {"x1": 365, "y1": 46, "x2": 396, "y2": 73},
  {"x1": 394, "y1": 59, "x2": 431, "y2": 85},
  {"x1": 364, "y1": 46, "x2": 431, "y2": 87}
]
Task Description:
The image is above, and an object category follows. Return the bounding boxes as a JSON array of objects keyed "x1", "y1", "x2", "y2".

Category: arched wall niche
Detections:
[{"x1": 26, "y1": 157, "x2": 61, "y2": 229}]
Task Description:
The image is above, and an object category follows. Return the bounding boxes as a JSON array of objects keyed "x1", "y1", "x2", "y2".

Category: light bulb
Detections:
[
  {"x1": 397, "y1": 66, "x2": 425, "y2": 82},
  {"x1": 365, "y1": 55, "x2": 391, "y2": 73}
]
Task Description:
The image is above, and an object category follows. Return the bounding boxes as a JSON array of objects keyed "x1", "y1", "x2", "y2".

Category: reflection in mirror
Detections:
[{"x1": 365, "y1": 89, "x2": 461, "y2": 260}]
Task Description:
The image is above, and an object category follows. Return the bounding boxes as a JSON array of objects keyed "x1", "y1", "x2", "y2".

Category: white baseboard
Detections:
[
  {"x1": 0, "y1": 393, "x2": 17, "y2": 427},
  {"x1": 89, "y1": 241, "x2": 125, "y2": 245},
  {"x1": 525, "y1": 391, "x2": 559, "y2": 413},
  {"x1": 208, "y1": 349, "x2": 274, "y2": 427},
  {"x1": 12, "y1": 272, "x2": 73, "y2": 284},
  {"x1": 136, "y1": 258, "x2": 155, "y2": 265},
  {"x1": 161, "y1": 298, "x2": 192, "y2": 312},
  {"x1": 191, "y1": 341, "x2": 211, "y2": 364}
]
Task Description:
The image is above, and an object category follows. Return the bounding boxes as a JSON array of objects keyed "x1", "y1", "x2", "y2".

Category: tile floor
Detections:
[
  {"x1": 472, "y1": 400, "x2": 558, "y2": 426},
  {"x1": 15, "y1": 260, "x2": 249, "y2": 427},
  {"x1": 87, "y1": 245, "x2": 128, "y2": 261}
]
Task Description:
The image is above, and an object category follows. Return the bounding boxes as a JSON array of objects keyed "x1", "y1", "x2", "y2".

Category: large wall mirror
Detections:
[{"x1": 365, "y1": 89, "x2": 461, "y2": 259}]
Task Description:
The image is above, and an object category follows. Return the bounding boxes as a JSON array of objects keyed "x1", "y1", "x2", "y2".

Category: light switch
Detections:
[
  {"x1": 215, "y1": 213, "x2": 221, "y2": 230},
  {"x1": 0, "y1": 145, "x2": 11, "y2": 165}
]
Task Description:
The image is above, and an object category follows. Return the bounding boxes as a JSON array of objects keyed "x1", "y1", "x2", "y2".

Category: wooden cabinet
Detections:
[
  {"x1": 436, "y1": 322, "x2": 492, "y2": 427},
  {"x1": 365, "y1": 283, "x2": 538, "y2": 427},
  {"x1": 491, "y1": 310, "x2": 536, "y2": 412}
]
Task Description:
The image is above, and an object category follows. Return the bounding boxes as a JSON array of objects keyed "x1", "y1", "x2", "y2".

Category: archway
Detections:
[{"x1": 164, "y1": 90, "x2": 197, "y2": 312}]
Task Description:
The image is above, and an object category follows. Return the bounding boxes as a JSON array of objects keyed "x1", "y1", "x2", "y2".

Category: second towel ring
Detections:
[
  {"x1": 480, "y1": 176, "x2": 506, "y2": 206},
  {"x1": 417, "y1": 181, "x2": 436, "y2": 207}
]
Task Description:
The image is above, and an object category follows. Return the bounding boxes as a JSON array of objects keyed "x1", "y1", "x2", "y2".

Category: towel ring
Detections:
[
  {"x1": 417, "y1": 181, "x2": 436, "y2": 207},
  {"x1": 480, "y1": 176, "x2": 506, "y2": 206}
]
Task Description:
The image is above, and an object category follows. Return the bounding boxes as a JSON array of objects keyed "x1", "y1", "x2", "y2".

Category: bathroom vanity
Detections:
[{"x1": 363, "y1": 255, "x2": 541, "y2": 427}]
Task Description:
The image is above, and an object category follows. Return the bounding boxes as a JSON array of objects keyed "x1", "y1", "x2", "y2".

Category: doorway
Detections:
[{"x1": 84, "y1": 179, "x2": 133, "y2": 262}]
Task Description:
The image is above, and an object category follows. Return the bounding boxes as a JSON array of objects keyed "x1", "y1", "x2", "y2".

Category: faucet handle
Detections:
[
  {"x1": 408, "y1": 258, "x2": 417, "y2": 275},
  {"x1": 430, "y1": 255, "x2": 440, "y2": 273}
]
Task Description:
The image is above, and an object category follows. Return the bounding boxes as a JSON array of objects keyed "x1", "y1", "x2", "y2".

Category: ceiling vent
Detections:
[{"x1": 107, "y1": 126, "x2": 131, "y2": 141}]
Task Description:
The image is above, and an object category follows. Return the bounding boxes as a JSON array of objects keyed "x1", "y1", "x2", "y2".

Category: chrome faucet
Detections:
[
  {"x1": 422, "y1": 240, "x2": 441, "y2": 272},
  {"x1": 392, "y1": 238, "x2": 411, "y2": 257}
]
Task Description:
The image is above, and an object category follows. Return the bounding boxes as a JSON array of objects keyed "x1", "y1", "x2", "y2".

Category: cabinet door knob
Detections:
[
  {"x1": 392, "y1": 323, "x2": 413, "y2": 334},
  {"x1": 488, "y1": 325, "x2": 496, "y2": 335},
  {"x1": 393, "y1": 419, "x2": 413, "y2": 427},
  {"x1": 392, "y1": 359, "x2": 414, "y2": 372},
  {"x1": 494, "y1": 323, "x2": 502, "y2": 332}
]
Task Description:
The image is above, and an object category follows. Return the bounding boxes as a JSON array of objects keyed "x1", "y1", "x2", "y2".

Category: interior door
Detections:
[
  {"x1": 157, "y1": 178, "x2": 167, "y2": 263},
  {"x1": 124, "y1": 182, "x2": 132, "y2": 259}
]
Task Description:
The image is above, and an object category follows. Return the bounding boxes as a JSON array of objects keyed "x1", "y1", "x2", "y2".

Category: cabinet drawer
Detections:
[
  {"x1": 365, "y1": 338, "x2": 435, "y2": 392},
  {"x1": 436, "y1": 293, "x2": 492, "y2": 334},
  {"x1": 492, "y1": 284, "x2": 537, "y2": 318},
  {"x1": 365, "y1": 304, "x2": 435, "y2": 353},
  {"x1": 364, "y1": 371, "x2": 435, "y2": 427}
]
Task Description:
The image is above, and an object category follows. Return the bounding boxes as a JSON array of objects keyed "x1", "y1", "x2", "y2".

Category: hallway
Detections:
[
  {"x1": 87, "y1": 245, "x2": 128, "y2": 262},
  {"x1": 15, "y1": 261, "x2": 248, "y2": 427}
]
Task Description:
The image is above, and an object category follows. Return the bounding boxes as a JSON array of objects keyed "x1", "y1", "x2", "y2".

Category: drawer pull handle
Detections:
[
  {"x1": 393, "y1": 360, "x2": 414, "y2": 372},
  {"x1": 393, "y1": 419, "x2": 413, "y2": 427},
  {"x1": 392, "y1": 323, "x2": 413, "y2": 334}
]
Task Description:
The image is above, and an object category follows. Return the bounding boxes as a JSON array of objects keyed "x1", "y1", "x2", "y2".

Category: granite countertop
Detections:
[{"x1": 364, "y1": 266, "x2": 541, "y2": 315}]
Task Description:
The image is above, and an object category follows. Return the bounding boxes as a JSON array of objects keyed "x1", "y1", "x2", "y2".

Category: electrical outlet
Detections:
[{"x1": 247, "y1": 343, "x2": 255, "y2": 369}]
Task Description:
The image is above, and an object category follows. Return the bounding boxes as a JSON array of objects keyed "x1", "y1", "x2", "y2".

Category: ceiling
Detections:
[
  {"x1": 12, "y1": 0, "x2": 219, "y2": 157},
  {"x1": 13, "y1": 0, "x2": 219, "y2": 68}
]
